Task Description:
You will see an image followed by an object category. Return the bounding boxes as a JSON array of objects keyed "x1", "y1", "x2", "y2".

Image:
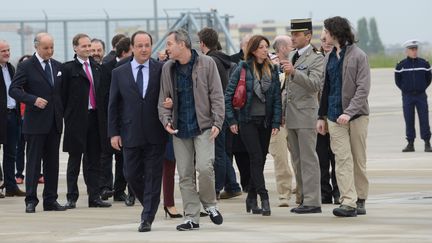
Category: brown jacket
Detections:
[
  {"x1": 158, "y1": 51, "x2": 225, "y2": 132},
  {"x1": 318, "y1": 44, "x2": 370, "y2": 118}
]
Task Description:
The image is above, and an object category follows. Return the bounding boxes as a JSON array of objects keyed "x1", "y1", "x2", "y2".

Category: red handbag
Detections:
[{"x1": 232, "y1": 67, "x2": 246, "y2": 110}]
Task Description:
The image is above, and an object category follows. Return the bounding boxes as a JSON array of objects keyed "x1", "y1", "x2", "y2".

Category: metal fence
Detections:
[{"x1": 0, "y1": 9, "x2": 234, "y2": 63}]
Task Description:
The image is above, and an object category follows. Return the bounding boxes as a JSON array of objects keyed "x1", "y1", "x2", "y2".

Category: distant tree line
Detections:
[{"x1": 357, "y1": 17, "x2": 385, "y2": 54}]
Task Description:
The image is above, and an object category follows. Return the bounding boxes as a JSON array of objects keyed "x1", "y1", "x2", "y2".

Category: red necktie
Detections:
[{"x1": 84, "y1": 61, "x2": 97, "y2": 109}]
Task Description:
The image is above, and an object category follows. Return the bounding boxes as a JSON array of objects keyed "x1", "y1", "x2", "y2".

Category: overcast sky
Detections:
[{"x1": 1, "y1": 0, "x2": 430, "y2": 46}]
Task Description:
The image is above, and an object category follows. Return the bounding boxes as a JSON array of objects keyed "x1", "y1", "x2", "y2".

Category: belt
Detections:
[
  {"x1": 6, "y1": 108, "x2": 16, "y2": 113},
  {"x1": 88, "y1": 109, "x2": 97, "y2": 113}
]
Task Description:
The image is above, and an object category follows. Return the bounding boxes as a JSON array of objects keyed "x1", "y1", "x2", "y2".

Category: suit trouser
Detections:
[
  {"x1": 327, "y1": 116, "x2": 369, "y2": 208},
  {"x1": 402, "y1": 93, "x2": 431, "y2": 142},
  {"x1": 287, "y1": 128, "x2": 321, "y2": 207},
  {"x1": 100, "y1": 149, "x2": 127, "y2": 196},
  {"x1": 123, "y1": 144, "x2": 165, "y2": 223},
  {"x1": 2, "y1": 111, "x2": 20, "y2": 192},
  {"x1": 24, "y1": 126, "x2": 60, "y2": 206},
  {"x1": 316, "y1": 133, "x2": 339, "y2": 200},
  {"x1": 66, "y1": 112, "x2": 101, "y2": 202},
  {"x1": 173, "y1": 129, "x2": 216, "y2": 224},
  {"x1": 240, "y1": 118, "x2": 272, "y2": 200},
  {"x1": 269, "y1": 125, "x2": 293, "y2": 200}
]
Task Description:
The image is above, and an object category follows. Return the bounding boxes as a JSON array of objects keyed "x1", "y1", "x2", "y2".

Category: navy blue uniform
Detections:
[{"x1": 395, "y1": 57, "x2": 431, "y2": 142}]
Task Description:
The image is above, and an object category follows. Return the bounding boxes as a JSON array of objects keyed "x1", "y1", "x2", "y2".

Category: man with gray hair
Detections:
[
  {"x1": 159, "y1": 29, "x2": 225, "y2": 231},
  {"x1": 9, "y1": 33, "x2": 66, "y2": 213},
  {"x1": 269, "y1": 35, "x2": 295, "y2": 207}
]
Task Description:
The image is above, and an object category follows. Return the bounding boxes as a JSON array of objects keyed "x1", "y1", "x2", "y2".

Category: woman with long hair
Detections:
[{"x1": 225, "y1": 35, "x2": 282, "y2": 216}]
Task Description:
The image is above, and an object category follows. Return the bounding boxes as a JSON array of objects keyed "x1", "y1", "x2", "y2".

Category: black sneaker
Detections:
[
  {"x1": 333, "y1": 205, "x2": 357, "y2": 217},
  {"x1": 205, "y1": 206, "x2": 223, "y2": 225},
  {"x1": 176, "y1": 220, "x2": 200, "y2": 231}
]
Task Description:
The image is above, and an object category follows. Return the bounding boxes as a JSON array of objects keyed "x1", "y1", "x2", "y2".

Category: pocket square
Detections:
[{"x1": 57, "y1": 71, "x2": 62, "y2": 77}]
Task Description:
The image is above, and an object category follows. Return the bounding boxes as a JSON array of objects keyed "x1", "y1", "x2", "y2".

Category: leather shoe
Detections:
[
  {"x1": 291, "y1": 205, "x2": 322, "y2": 214},
  {"x1": 89, "y1": 198, "x2": 112, "y2": 208},
  {"x1": 125, "y1": 195, "x2": 135, "y2": 206},
  {"x1": 138, "y1": 220, "x2": 152, "y2": 232},
  {"x1": 26, "y1": 203, "x2": 36, "y2": 213},
  {"x1": 65, "y1": 200, "x2": 76, "y2": 209},
  {"x1": 219, "y1": 191, "x2": 242, "y2": 199},
  {"x1": 0, "y1": 192, "x2": 4, "y2": 198},
  {"x1": 333, "y1": 205, "x2": 357, "y2": 217},
  {"x1": 100, "y1": 189, "x2": 113, "y2": 200},
  {"x1": 44, "y1": 201, "x2": 67, "y2": 211},
  {"x1": 6, "y1": 188, "x2": 26, "y2": 197}
]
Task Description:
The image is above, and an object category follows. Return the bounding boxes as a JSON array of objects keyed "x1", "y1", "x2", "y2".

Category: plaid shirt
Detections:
[
  {"x1": 326, "y1": 47, "x2": 346, "y2": 122},
  {"x1": 175, "y1": 50, "x2": 200, "y2": 138}
]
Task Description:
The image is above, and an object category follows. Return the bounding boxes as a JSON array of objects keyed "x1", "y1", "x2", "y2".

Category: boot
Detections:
[
  {"x1": 356, "y1": 199, "x2": 366, "y2": 215},
  {"x1": 425, "y1": 141, "x2": 432, "y2": 152},
  {"x1": 402, "y1": 141, "x2": 414, "y2": 152},
  {"x1": 245, "y1": 198, "x2": 262, "y2": 214},
  {"x1": 261, "y1": 199, "x2": 271, "y2": 216}
]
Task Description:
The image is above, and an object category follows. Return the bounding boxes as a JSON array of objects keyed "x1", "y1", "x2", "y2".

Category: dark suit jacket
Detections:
[
  {"x1": 99, "y1": 58, "x2": 118, "y2": 153},
  {"x1": 108, "y1": 58, "x2": 167, "y2": 148},
  {"x1": 9, "y1": 54, "x2": 63, "y2": 135},
  {"x1": 0, "y1": 62, "x2": 18, "y2": 143},
  {"x1": 61, "y1": 57, "x2": 104, "y2": 154}
]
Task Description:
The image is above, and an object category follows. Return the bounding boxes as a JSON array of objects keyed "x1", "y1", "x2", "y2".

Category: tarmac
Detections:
[{"x1": 0, "y1": 68, "x2": 431, "y2": 242}]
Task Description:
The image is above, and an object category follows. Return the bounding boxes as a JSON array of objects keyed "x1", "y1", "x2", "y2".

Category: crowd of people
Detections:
[{"x1": 0, "y1": 15, "x2": 430, "y2": 232}]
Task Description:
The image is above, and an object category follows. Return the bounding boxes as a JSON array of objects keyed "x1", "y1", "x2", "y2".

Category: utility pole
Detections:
[{"x1": 154, "y1": 0, "x2": 159, "y2": 42}]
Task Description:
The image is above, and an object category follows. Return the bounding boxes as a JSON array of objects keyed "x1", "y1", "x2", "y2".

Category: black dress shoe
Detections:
[
  {"x1": 44, "y1": 201, "x2": 67, "y2": 211},
  {"x1": 6, "y1": 188, "x2": 26, "y2": 197},
  {"x1": 65, "y1": 200, "x2": 76, "y2": 209},
  {"x1": 26, "y1": 203, "x2": 36, "y2": 213},
  {"x1": 89, "y1": 199, "x2": 112, "y2": 208},
  {"x1": 100, "y1": 189, "x2": 114, "y2": 200},
  {"x1": 291, "y1": 205, "x2": 322, "y2": 214},
  {"x1": 125, "y1": 195, "x2": 135, "y2": 207},
  {"x1": 138, "y1": 220, "x2": 152, "y2": 232}
]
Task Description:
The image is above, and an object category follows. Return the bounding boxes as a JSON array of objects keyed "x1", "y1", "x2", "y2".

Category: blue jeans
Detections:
[
  {"x1": 214, "y1": 121, "x2": 241, "y2": 193},
  {"x1": 2, "y1": 111, "x2": 20, "y2": 191}
]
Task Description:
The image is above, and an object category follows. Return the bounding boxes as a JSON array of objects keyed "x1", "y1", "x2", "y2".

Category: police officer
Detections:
[
  {"x1": 280, "y1": 18, "x2": 324, "y2": 214},
  {"x1": 395, "y1": 40, "x2": 432, "y2": 152}
]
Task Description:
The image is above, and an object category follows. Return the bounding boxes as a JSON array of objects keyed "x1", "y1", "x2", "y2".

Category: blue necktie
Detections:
[
  {"x1": 137, "y1": 65, "x2": 144, "y2": 97},
  {"x1": 43, "y1": 60, "x2": 53, "y2": 85}
]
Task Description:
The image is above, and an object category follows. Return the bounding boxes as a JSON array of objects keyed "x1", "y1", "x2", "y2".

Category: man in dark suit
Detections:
[
  {"x1": 102, "y1": 34, "x2": 126, "y2": 64},
  {"x1": 108, "y1": 30, "x2": 167, "y2": 232},
  {"x1": 61, "y1": 33, "x2": 111, "y2": 209},
  {"x1": 9, "y1": 33, "x2": 66, "y2": 213},
  {"x1": 99, "y1": 37, "x2": 133, "y2": 205},
  {"x1": 1, "y1": 39, "x2": 25, "y2": 197}
]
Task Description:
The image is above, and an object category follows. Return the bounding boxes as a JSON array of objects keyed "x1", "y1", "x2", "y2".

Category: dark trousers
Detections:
[
  {"x1": 66, "y1": 112, "x2": 101, "y2": 202},
  {"x1": 24, "y1": 126, "x2": 60, "y2": 206},
  {"x1": 163, "y1": 159, "x2": 175, "y2": 207},
  {"x1": 226, "y1": 131, "x2": 250, "y2": 192},
  {"x1": 403, "y1": 93, "x2": 431, "y2": 142},
  {"x1": 215, "y1": 121, "x2": 241, "y2": 193},
  {"x1": 123, "y1": 144, "x2": 165, "y2": 223},
  {"x1": 316, "y1": 133, "x2": 339, "y2": 200},
  {"x1": 16, "y1": 119, "x2": 25, "y2": 179},
  {"x1": 100, "y1": 149, "x2": 127, "y2": 196},
  {"x1": 2, "y1": 111, "x2": 20, "y2": 191},
  {"x1": 240, "y1": 118, "x2": 272, "y2": 200}
]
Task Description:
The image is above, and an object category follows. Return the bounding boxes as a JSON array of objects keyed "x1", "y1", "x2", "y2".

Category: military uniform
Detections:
[
  {"x1": 285, "y1": 18, "x2": 324, "y2": 211},
  {"x1": 395, "y1": 39, "x2": 432, "y2": 152}
]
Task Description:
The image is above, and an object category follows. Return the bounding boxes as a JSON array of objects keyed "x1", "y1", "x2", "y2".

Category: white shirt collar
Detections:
[
  {"x1": 131, "y1": 58, "x2": 150, "y2": 70},
  {"x1": 35, "y1": 52, "x2": 48, "y2": 64},
  {"x1": 76, "y1": 56, "x2": 90, "y2": 65},
  {"x1": 297, "y1": 44, "x2": 311, "y2": 56}
]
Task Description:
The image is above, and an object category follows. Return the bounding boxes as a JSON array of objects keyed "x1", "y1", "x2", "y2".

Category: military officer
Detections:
[
  {"x1": 280, "y1": 18, "x2": 324, "y2": 214},
  {"x1": 395, "y1": 40, "x2": 432, "y2": 152}
]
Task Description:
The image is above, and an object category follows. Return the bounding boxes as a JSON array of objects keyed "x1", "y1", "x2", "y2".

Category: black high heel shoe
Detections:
[
  {"x1": 246, "y1": 198, "x2": 262, "y2": 214},
  {"x1": 164, "y1": 206, "x2": 182, "y2": 218}
]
